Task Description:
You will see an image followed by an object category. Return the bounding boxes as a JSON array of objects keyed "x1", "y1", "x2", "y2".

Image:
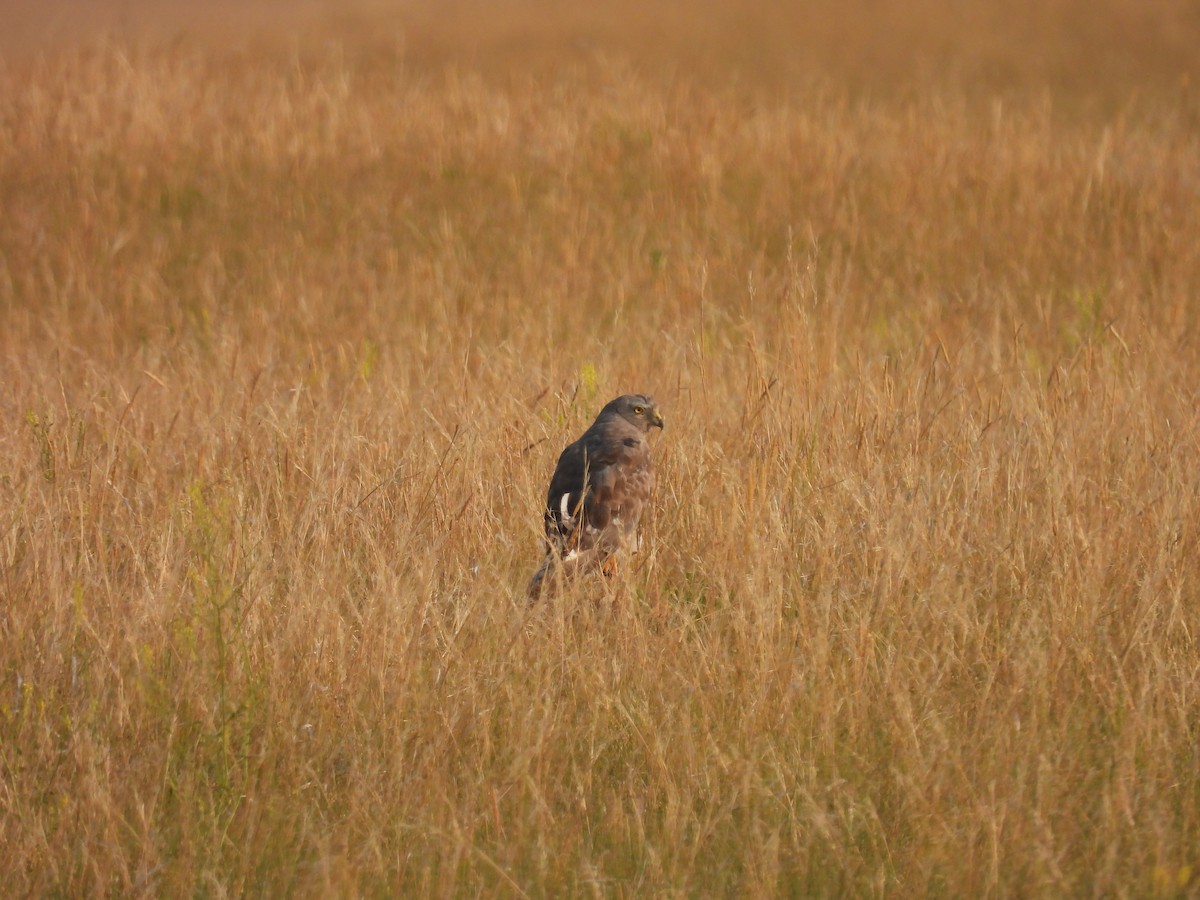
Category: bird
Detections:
[{"x1": 527, "y1": 394, "x2": 664, "y2": 598}]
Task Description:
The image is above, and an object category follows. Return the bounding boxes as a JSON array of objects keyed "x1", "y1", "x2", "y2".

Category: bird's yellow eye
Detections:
[{"x1": 634, "y1": 406, "x2": 645, "y2": 415}]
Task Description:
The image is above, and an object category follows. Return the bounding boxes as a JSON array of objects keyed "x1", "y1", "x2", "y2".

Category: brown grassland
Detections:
[{"x1": 2, "y1": 0, "x2": 1200, "y2": 895}]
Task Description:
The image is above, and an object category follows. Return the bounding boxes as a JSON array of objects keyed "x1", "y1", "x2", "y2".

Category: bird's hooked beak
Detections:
[{"x1": 652, "y1": 410, "x2": 665, "y2": 430}]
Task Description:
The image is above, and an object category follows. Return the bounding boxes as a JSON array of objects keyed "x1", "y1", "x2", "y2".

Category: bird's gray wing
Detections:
[{"x1": 544, "y1": 420, "x2": 646, "y2": 547}]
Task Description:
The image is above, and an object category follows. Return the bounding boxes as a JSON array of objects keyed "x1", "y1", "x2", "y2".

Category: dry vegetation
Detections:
[{"x1": 2, "y1": 1, "x2": 1200, "y2": 895}]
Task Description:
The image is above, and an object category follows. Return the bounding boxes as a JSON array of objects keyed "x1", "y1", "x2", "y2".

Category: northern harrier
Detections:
[{"x1": 527, "y1": 394, "x2": 664, "y2": 597}]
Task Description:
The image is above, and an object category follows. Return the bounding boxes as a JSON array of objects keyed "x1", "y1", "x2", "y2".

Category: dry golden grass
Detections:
[{"x1": 2, "y1": 2, "x2": 1199, "y2": 895}]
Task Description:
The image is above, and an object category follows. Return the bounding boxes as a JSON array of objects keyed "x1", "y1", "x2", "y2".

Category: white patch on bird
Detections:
[
  {"x1": 559, "y1": 493, "x2": 573, "y2": 522},
  {"x1": 564, "y1": 549, "x2": 579, "y2": 561}
]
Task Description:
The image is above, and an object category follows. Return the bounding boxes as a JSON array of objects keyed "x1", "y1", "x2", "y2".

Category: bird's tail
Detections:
[
  {"x1": 526, "y1": 557, "x2": 552, "y2": 599},
  {"x1": 528, "y1": 548, "x2": 615, "y2": 599}
]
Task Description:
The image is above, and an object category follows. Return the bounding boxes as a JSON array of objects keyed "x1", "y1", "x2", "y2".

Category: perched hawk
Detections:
[{"x1": 527, "y1": 394, "x2": 664, "y2": 597}]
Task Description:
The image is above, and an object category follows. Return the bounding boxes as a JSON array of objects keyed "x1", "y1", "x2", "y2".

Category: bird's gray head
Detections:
[{"x1": 601, "y1": 394, "x2": 665, "y2": 432}]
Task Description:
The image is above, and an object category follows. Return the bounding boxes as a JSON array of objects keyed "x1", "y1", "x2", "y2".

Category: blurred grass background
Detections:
[
  {"x1": 2, "y1": 1, "x2": 1199, "y2": 896},
  {"x1": 6, "y1": 0, "x2": 1200, "y2": 102}
]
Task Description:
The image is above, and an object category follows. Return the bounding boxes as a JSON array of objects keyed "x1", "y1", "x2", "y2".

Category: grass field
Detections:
[{"x1": 2, "y1": 1, "x2": 1200, "y2": 895}]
